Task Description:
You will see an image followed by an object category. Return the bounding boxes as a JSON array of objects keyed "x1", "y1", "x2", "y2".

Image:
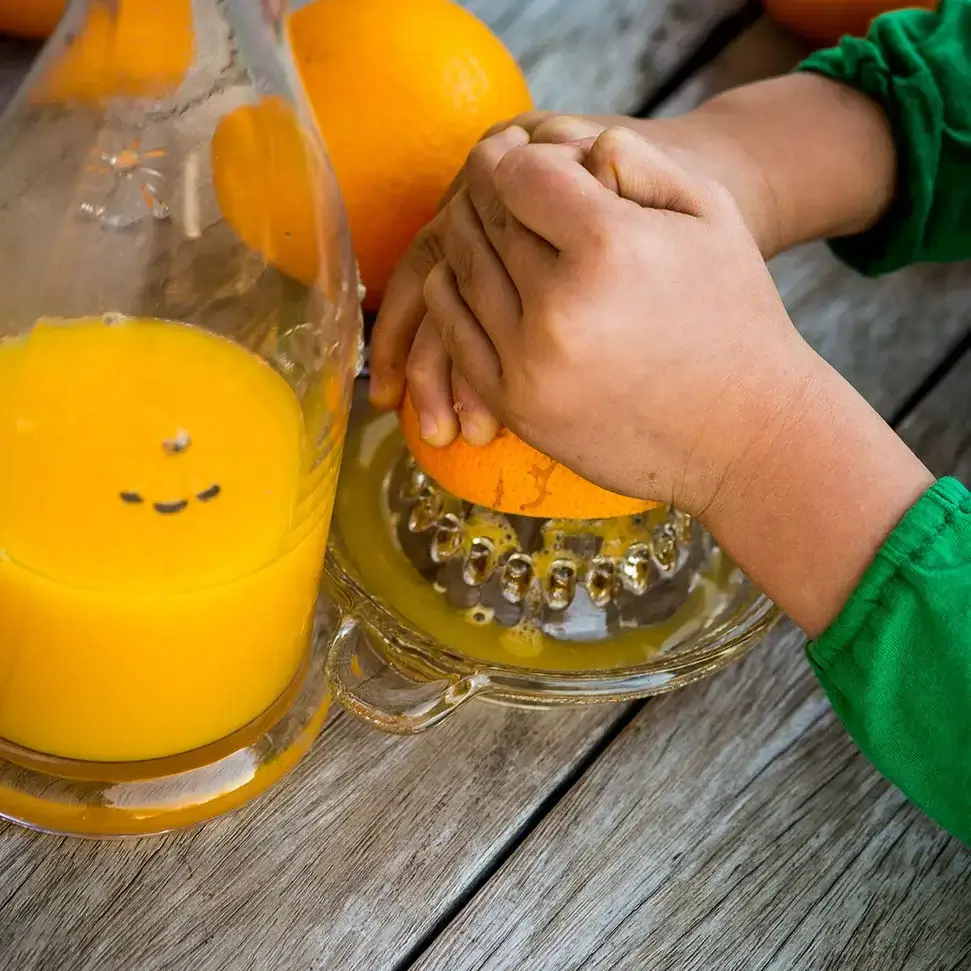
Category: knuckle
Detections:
[
  {"x1": 599, "y1": 124, "x2": 639, "y2": 151},
  {"x1": 445, "y1": 236, "x2": 476, "y2": 295},
  {"x1": 436, "y1": 313, "x2": 458, "y2": 356},
  {"x1": 492, "y1": 144, "x2": 529, "y2": 185},
  {"x1": 511, "y1": 110, "x2": 553, "y2": 133},
  {"x1": 531, "y1": 114, "x2": 604, "y2": 143},
  {"x1": 409, "y1": 221, "x2": 445, "y2": 269},
  {"x1": 589, "y1": 126, "x2": 632, "y2": 163},
  {"x1": 405, "y1": 348, "x2": 437, "y2": 386},
  {"x1": 477, "y1": 193, "x2": 507, "y2": 232},
  {"x1": 466, "y1": 137, "x2": 492, "y2": 171},
  {"x1": 422, "y1": 262, "x2": 448, "y2": 313}
]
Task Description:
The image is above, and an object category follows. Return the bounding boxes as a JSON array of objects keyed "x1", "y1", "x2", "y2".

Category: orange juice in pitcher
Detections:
[{"x1": 0, "y1": 0, "x2": 361, "y2": 836}]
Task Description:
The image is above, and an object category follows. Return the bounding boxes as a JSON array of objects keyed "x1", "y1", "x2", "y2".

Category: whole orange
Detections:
[
  {"x1": 399, "y1": 394, "x2": 657, "y2": 520},
  {"x1": 763, "y1": 1, "x2": 936, "y2": 45},
  {"x1": 211, "y1": 96, "x2": 323, "y2": 289},
  {"x1": 288, "y1": 0, "x2": 533, "y2": 310},
  {"x1": 0, "y1": 0, "x2": 65, "y2": 38}
]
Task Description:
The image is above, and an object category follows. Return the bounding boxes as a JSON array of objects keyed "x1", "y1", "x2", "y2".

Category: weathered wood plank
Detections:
[
  {"x1": 463, "y1": 0, "x2": 748, "y2": 114},
  {"x1": 0, "y1": 1, "x2": 750, "y2": 117},
  {"x1": 896, "y1": 347, "x2": 971, "y2": 484},
  {"x1": 0, "y1": 4, "x2": 749, "y2": 970},
  {"x1": 0, "y1": 707, "x2": 623, "y2": 970},
  {"x1": 413, "y1": 352, "x2": 971, "y2": 971}
]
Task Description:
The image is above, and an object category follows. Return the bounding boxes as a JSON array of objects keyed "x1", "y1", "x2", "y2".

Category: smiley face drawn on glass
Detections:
[
  {"x1": 119, "y1": 430, "x2": 223, "y2": 514},
  {"x1": 0, "y1": 317, "x2": 307, "y2": 591}
]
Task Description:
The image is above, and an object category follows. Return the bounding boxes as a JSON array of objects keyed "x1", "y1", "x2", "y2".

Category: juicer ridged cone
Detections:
[{"x1": 387, "y1": 452, "x2": 714, "y2": 643}]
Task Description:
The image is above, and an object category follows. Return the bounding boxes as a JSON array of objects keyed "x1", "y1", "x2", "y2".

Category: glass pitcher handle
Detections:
[{"x1": 324, "y1": 615, "x2": 490, "y2": 735}]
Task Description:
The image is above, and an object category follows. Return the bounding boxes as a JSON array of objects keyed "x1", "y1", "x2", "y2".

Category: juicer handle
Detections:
[{"x1": 324, "y1": 616, "x2": 489, "y2": 735}]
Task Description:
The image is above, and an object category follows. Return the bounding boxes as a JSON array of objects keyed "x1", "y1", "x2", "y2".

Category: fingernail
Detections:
[
  {"x1": 369, "y1": 379, "x2": 397, "y2": 410},
  {"x1": 460, "y1": 413, "x2": 500, "y2": 447},
  {"x1": 419, "y1": 412, "x2": 439, "y2": 443}
]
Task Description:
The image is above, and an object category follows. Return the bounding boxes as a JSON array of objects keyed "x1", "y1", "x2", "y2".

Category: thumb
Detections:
[
  {"x1": 530, "y1": 115, "x2": 606, "y2": 145},
  {"x1": 583, "y1": 126, "x2": 707, "y2": 218}
]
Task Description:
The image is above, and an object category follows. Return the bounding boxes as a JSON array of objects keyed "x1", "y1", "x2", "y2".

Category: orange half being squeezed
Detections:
[{"x1": 399, "y1": 392, "x2": 656, "y2": 520}]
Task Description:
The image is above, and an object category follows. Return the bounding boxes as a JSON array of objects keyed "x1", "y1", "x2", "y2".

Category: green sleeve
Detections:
[
  {"x1": 795, "y1": 0, "x2": 971, "y2": 275},
  {"x1": 808, "y1": 477, "x2": 971, "y2": 843}
]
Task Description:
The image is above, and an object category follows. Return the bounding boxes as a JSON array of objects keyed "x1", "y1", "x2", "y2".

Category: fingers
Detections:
[
  {"x1": 369, "y1": 214, "x2": 445, "y2": 409},
  {"x1": 463, "y1": 133, "x2": 558, "y2": 293},
  {"x1": 423, "y1": 260, "x2": 502, "y2": 412},
  {"x1": 487, "y1": 139, "x2": 623, "y2": 250},
  {"x1": 403, "y1": 318, "x2": 502, "y2": 447},
  {"x1": 481, "y1": 110, "x2": 554, "y2": 140},
  {"x1": 583, "y1": 126, "x2": 707, "y2": 217},
  {"x1": 404, "y1": 317, "x2": 458, "y2": 446},
  {"x1": 452, "y1": 367, "x2": 501, "y2": 446},
  {"x1": 530, "y1": 115, "x2": 606, "y2": 145},
  {"x1": 441, "y1": 188, "x2": 522, "y2": 356}
]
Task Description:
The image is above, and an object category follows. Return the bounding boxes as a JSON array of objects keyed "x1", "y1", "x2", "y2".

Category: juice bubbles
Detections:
[{"x1": 0, "y1": 317, "x2": 336, "y2": 762}]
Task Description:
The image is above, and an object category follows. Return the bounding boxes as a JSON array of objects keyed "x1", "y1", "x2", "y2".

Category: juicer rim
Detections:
[{"x1": 321, "y1": 545, "x2": 784, "y2": 696}]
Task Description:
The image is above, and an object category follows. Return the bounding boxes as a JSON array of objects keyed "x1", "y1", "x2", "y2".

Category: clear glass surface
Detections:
[{"x1": 0, "y1": 0, "x2": 361, "y2": 835}]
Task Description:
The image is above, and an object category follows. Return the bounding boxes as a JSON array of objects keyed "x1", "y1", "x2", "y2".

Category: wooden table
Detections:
[{"x1": 2, "y1": 3, "x2": 970, "y2": 968}]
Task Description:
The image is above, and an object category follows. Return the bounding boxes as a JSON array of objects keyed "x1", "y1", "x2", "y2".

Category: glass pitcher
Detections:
[{"x1": 0, "y1": 0, "x2": 362, "y2": 836}]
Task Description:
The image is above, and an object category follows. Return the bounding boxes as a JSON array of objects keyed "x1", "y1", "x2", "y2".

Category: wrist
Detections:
[
  {"x1": 682, "y1": 73, "x2": 897, "y2": 258},
  {"x1": 630, "y1": 112, "x2": 784, "y2": 259},
  {"x1": 701, "y1": 348, "x2": 933, "y2": 636}
]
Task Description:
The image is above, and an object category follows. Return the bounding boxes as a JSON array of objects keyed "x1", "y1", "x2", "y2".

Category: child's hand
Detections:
[
  {"x1": 421, "y1": 126, "x2": 809, "y2": 519},
  {"x1": 369, "y1": 73, "x2": 897, "y2": 446},
  {"x1": 423, "y1": 126, "x2": 932, "y2": 636},
  {"x1": 368, "y1": 111, "x2": 775, "y2": 444}
]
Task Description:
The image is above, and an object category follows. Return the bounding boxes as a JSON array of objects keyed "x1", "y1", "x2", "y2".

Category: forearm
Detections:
[
  {"x1": 702, "y1": 347, "x2": 933, "y2": 637},
  {"x1": 636, "y1": 73, "x2": 897, "y2": 260}
]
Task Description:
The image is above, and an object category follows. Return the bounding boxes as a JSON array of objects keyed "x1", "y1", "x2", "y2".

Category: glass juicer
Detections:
[{"x1": 319, "y1": 388, "x2": 782, "y2": 732}]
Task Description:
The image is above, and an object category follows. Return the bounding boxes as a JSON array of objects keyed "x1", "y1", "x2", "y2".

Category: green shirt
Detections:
[
  {"x1": 799, "y1": 0, "x2": 971, "y2": 275},
  {"x1": 795, "y1": 2, "x2": 971, "y2": 842}
]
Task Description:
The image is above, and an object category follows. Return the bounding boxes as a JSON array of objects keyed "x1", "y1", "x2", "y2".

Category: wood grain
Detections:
[
  {"x1": 896, "y1": 348, "x2": 971, "y2": 484},
  {"x1": 657, "y1": 16, "x2": 971, "y2": 419},
  {"x1": 413, "y1": 352, "x2": 971, "y2": 971},
  {"x1": 0, "y1": 3, "x2": 753, "y2": 970},
  {"x1": 462, "y1": 0, "x2": 748, "y2": 114},
  {"x1": 0, "y1": 707, "x2": 624, "y2": 970}
]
